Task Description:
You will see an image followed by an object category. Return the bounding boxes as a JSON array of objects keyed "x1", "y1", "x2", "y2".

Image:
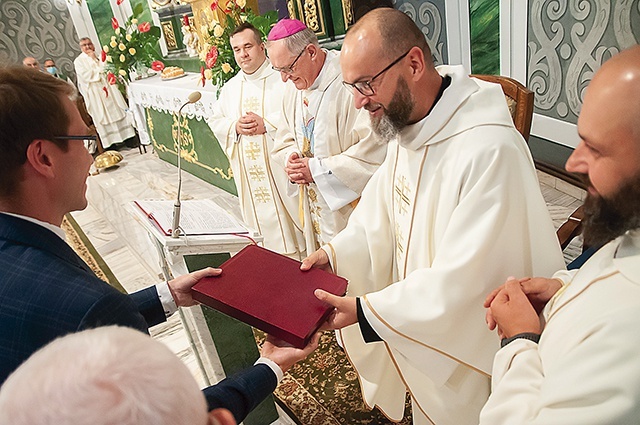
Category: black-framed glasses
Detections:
[
  {"x1": 53, "y1": 135, "x2": 97, "y2": 141},
  {"x1": 272, "y1": 46, "x2": 307, "y2": 74},
  {"x1": 342, "y1": 48, "x2": 413, "y2": 96}
]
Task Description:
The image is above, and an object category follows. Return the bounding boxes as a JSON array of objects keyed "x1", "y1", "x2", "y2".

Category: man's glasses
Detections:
[
  {"x1": 272, "y1": 46, "x2": 307, "y2": 74},
  {"x1": 342, "y1": 48, "x2": 413, "y2": 96},
  {"x1": 53, "y1": 135, "x2": 97, "y2": 141}
]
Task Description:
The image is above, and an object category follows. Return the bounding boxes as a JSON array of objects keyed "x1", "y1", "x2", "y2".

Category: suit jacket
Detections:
[{"x1": 0, "y1": 213, "x2": 276, "y2": 422}]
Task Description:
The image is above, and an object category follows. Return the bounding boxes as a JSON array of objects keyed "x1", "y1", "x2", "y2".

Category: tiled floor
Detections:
[{"x1": 71, "y1": 147, "x2": 585, "y2": 421}]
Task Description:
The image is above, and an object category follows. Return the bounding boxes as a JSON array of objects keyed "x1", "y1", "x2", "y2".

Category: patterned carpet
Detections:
[
  {"x1": 62, "y1": 214, "x2": 124, "y2": 292},
  {"x1": 255, "y1": 330, "x2": 413, "y2": 425}
]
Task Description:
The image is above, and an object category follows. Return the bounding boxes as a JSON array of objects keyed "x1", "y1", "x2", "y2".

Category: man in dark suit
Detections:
[{"x1": 0, "y1": 66, "x2": 318, "y2": 423}]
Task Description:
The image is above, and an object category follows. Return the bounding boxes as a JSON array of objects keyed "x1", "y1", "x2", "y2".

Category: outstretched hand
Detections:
[
  {"x1": 168, "y1": 267, "x2": 222, "y2": 307},
  {"x1": 260, "y1": 332, "x2": 321, "y2": 373},
  {"x1": 300, "y1": 248, "x2": 333, "y2": 273},
  {"x1": 314, "y1": 290, "x2": 357, "y2": 330}
]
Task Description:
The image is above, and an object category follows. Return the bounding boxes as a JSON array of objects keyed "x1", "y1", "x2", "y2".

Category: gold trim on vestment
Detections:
[
  {"x1": 546, "y1": 271, "x2": 619, "y2": 322},
  {"x1": 362, "y1": 296, "x2": 491, "y2": 378}
]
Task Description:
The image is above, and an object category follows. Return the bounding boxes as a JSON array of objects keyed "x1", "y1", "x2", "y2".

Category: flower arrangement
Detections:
[
  {"x1": 103, "y1": 3, "x2": 162, "y2": 90},
  {"x1": 199, "y1": 0, "x2": 277, "y2": 90}
]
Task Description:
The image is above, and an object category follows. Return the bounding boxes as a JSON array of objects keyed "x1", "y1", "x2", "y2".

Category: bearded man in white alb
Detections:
[
  {"x1": 481, "y1": 45, "x2": 640, "y2": 425},
  {"x1": 207, "y1": 23, "x2": 304, "y2": 258},
  {"x1": 268, "y1": 19, "x2": 386, "y2": 254},
  {"x1": 74, "y1": 37, "x2": 135, "y2": 149},
  {"x1": 304, "y1": 9, "x2": 565, "y2": 425}
]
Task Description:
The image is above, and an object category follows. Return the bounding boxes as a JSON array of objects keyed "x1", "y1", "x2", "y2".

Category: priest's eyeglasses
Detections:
[
  {"x1": 54, "y1": 135, "x2": 97, "y2": 141},
  {"x1": 342, "y1": 48, "x2": 412, "y2": 96},
  {"x1": 272, "y1": 46, "x2": 307, "y2": 74}
]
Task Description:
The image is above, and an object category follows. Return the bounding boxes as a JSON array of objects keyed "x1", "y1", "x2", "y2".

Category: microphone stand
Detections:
[{"x1": 171, "y1": 91, "x2": 201, "y2": 238}]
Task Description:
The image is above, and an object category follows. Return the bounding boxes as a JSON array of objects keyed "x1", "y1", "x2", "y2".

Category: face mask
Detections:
[{"x1": 46, "y1": 66, "x2": 57, "y2": 75}]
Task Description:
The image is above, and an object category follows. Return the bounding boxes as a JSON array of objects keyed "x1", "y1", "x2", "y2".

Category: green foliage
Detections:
[
  {"x1": 200, "y1": 1, "x2": 277, "y2": 93},
  {"x1": 470, "y1": 0, "x2": 500, "y2": 75},
  {"x1": 103, "y1": 4, "x2": 162, "y2": 89}
]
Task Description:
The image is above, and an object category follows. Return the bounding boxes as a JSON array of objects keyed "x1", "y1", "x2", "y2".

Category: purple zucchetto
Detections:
[{"x1": 267, "y1": 18, "x2": 307, "y2": 41}]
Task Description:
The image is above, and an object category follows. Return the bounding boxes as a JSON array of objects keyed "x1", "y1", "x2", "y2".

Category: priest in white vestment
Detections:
[
  {"x1": 207, "y1": 23, "x2": 304, "y2": 258},
  {"x1": 481, "y1": 45, "x2": 640, "y2": 425},
  {"x1": 304, "y1": 10, "x2": 565, "y2": 425},
  {"x1": 267, "y1": 19, "x2": 386, "y2": 254},
  {"x1": 74, "y1": 37, "x2": 135, "y2": 149}
]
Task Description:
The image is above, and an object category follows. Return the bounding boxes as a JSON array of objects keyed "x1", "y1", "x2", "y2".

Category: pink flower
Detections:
[
  {"x1": 205, "y1": 46, "x2": 218, "y2": 69},
  {"x1": 151, "y1": 60, "x2": 165, "y2": 71},
  {"x1": 182, "y1": 14, "x2": 190, "y2": 27},
  {"x1": 138, "y1": 22, "x2": 151, "y2": 33},
  {"x1": 106, "y1": 72, "x2": 116, "y2": 85},
  {"x1": 111, "y1": 17, "x2": 119, "y2": 30},
  {"x1": 100, "y1": 49, "x2": 107, "y2": 62},
  {"x1": 210, "y1": 1, "x2": 218, "y2": 11}
]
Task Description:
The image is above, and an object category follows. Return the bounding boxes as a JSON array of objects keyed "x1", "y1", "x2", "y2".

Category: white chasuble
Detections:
[
  {"x1": 208, "y1": 60, "x2": 304, "y2": 257},
  {"x1": 325, "y1": 66, "x2": 566, "y2": 425},
  {"x1": 73, "y1": 52, "x2": 134, "y2": 148},
  {"x1": 480, "y1": 230, "x2": 640, "y2": 425},
  {"x1": 273, "y1": 50, "x2": 386, "y2": 253}
]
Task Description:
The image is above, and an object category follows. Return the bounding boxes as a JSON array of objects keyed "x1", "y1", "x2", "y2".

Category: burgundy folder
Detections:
[{"x1": 191, "y1": 244, "x2": 348, "y2": 348}]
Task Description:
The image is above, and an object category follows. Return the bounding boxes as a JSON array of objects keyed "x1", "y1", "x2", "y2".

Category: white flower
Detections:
[
  {"x1": 119, "y1": 54, "x2": 126, "y2": 62},
  {"x1": 115, "y1": 28, "x2": 120, "y2": 35},
  {"x1": 119, "y1": 69, "x2": 127, "y2": 76},
  {"x1": 110, "y1": 40, "x2": 117, "y2": 48},
  {"x1": 131, "y1": 18, "x2": 138, "y2": 24},
  {"x1": 213, "y1": 25, "x2": 224, "y2": 38},
  {"x1": 111, "y1": 35, "x2": 116, "y2": 41},
  {"x1": 119, "y1": 43, "x2": 126, "y2": 51},
  {"x1": 103, "y1": 45, "x2": 109, "y2": 53},
  {"x1": 221, "y1": 63, "x2": 232, "y2": 73},
  {"x1": 106, "y1": 55, "x2": 113, "y2": 63},
  {"x1": 129, "y1": 47, "x2": 136, "y2": 55},
  {"x1": 126, "y1": 34, "x2": 132, "y2": 42},
  {"x1": 204, "y1": 69, "x2": 213, "y2": 79},
  {"x1": 236, "y1": 0, "x2": 246, "y2": 8}
]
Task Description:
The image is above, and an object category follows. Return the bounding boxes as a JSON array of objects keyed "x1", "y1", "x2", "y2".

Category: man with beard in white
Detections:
[
  {"x1": 302, "y1": 8, "x2": 564, "y2": 425},
  {"x1": 481, "y1": 45, "x2": 640, "y2": 425},
  {"x1": 208, "y1": 23, "x2": 304, "y2": 258},
  {"x1": 268, "y1": 19, "x2": 386, "y2": 254}
]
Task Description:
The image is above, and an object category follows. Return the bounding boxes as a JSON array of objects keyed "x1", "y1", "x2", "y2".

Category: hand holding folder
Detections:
[{"x1": 191, "y1": 245, "x2": 348, "y2": 348}]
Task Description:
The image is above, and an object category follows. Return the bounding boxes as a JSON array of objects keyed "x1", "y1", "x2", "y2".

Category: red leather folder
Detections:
[{"x1": 191, "y1": 244, "x2": 348, "y2": 348}]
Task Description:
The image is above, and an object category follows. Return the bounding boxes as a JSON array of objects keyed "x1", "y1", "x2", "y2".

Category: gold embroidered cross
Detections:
[
  {"x1": 394, "y1": 221, "x2": 405, "y2": 255},
  {"x1": 253, "y1": 186, "x2": 271, "y2": 203},
  {"x1": 248, "y1": 165, "x2": 265, "y2": 181},
  {"x1": 243, "y1": 96, "x2": 260, "y2": 114},
  {"x1": 394, "y1": 175, "x2": 411, "y2": 215},
  {"x1": 244, "y1": 142, "x2": 261, "y2": 161}
]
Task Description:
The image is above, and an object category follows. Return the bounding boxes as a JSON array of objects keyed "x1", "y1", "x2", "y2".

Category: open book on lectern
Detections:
[{"x1": 134, "y1": 199, "x2": 249, "y2": 236}]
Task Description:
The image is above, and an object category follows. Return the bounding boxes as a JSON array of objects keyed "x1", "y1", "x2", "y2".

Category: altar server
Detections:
[
  {"x1": 268, "y1": 19, "x2": 386, "y2": 253},
  {"x1": 305, "y1": 9, "x2": 564, "y2": 425},
  {"x1": 74, "y1": 37, "x2": 135, "y2": 149},
  {"x1": 208, "y1": 23, "x2": 304, "y2": 258},
  {"x1": 480, "y1": 45, "x2": 640, "y2": 425}
]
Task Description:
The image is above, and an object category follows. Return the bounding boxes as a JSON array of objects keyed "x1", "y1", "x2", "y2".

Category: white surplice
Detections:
[
  {"x1": 273, "y1": 49, "x2": 386, "y2": 253},
  {"x1": 74, "y1": 52, "x2": 134, "y2": 148},
  {"x1": 207, "y1": 60, "x2": 304, "y2": 257},
  {"x1": 480, "y1": 229, "x2": 640, "y2": 424},
  {"x1": 324, "y1": 66, "x2": 566, "y2": 425}
]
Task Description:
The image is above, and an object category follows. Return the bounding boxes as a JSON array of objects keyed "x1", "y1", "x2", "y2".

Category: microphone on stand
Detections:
[{"x1": 171, "y1": 91, "x2": 202, "y2": 238}]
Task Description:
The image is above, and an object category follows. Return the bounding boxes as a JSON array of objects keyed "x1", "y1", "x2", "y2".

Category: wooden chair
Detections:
[
  {"x1": 472, "y1": 74, "x2": 590, "y2": 261},
  {"x1": 471, "y1": 74, "x2": 535, "y2": 142}
]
